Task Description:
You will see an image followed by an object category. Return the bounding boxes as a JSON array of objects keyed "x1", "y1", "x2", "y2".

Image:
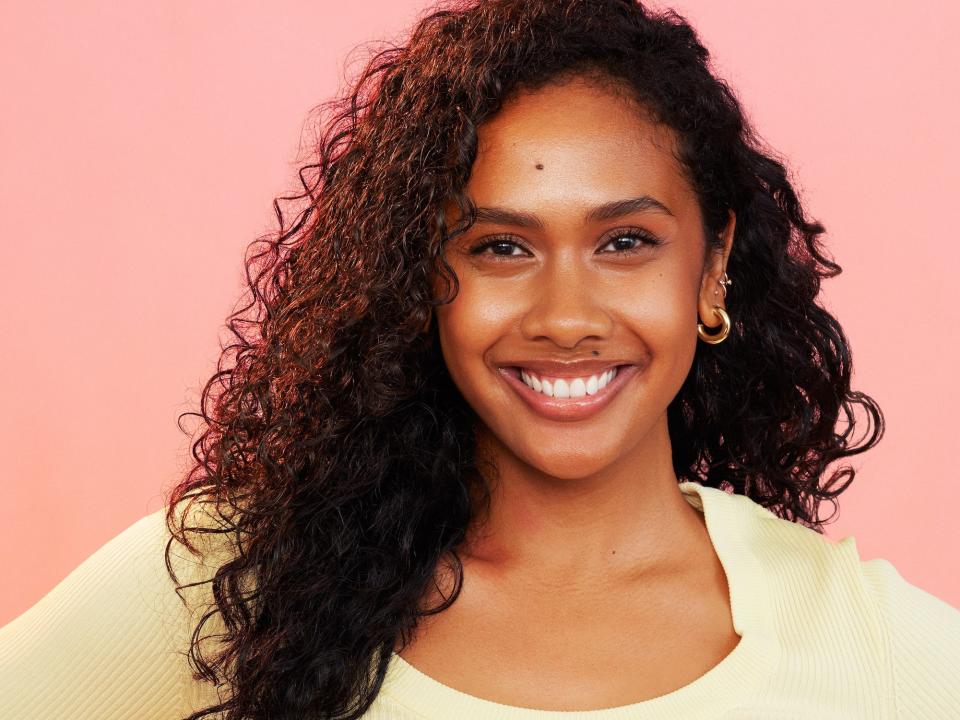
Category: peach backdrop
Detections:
[{"x1": 1, "y1": 0, "x2": 958, "y2": 626}]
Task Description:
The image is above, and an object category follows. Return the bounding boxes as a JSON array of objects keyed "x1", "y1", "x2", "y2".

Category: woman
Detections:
[{"x1": 2, "y1": 0, "x2": 958, "y2": 718}]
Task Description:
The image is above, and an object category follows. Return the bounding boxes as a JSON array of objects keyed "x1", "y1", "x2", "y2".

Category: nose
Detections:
[{"x1": 518, "y1": 255, "x2": 614, "y2": 347}]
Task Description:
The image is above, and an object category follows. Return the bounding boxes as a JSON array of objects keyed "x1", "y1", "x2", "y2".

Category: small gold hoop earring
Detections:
[{"x1": 697, "y1": 305, "x2": 730, "y2": 344}]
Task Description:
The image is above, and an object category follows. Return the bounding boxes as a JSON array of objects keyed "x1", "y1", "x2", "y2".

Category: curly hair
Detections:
[{"x1": 163, "y1": 0, "x2": 885, "y2": 718}]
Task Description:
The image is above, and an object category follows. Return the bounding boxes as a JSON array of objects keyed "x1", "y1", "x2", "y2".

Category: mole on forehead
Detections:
[{"x1": 535, "y1": 162, "x2": 544, "y2": 170}]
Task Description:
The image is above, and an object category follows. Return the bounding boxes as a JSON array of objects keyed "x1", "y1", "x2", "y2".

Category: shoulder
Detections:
[
  {"x1": 694, "y1": 481, "x2": 868, "y2": 582},
  {"x1": 859, "y1": 555, "x2": 960, "y2": 717},
  {"x1": 703, "y1": 485, "x2": 876, "y2": 617},
  {"x1": 703, "y1": 483, "x2": 876, "y2": 583},
  {"x1": 709, "y1": 485, "x2": 960, "y2": 716},
  {"x1": 859, "y1": 552, "x2": 960, "y2": 626},
  {"x1": 0, "y1": 498, "x2": 235, "y2": 720},
  {"x1": 724, "y1": 486, "x2": 960, "y2": 633},
  {"x1": 42, "y1": 496, "x2": 235, "y2": 612},
  {"x1": 0, "y1": 504, "x2": 185, "y2": 718}
]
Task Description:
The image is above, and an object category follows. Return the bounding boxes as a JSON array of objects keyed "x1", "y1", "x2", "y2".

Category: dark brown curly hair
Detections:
[{"x1": 163, "y1": 0, "x2": 885, "y2": 718}]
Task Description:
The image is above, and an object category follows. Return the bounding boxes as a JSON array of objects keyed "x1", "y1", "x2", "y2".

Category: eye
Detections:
[
  {"x1": 598, "y1": 228, "x2": 662, "y2": 254},
  {"x1": 467, "y1": 236, "x2": 528, "y2": 259},
  {"x1": 470, "y1": 235, "x2": 523, "y2": 262}
]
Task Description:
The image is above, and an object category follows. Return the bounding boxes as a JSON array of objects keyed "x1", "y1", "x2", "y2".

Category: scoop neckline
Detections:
[{"x1": 379, "y1": 481, "x2": 780, "y2": 719}]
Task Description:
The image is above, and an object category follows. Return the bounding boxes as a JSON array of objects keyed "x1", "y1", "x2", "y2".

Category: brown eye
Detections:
[
  {"x1": 468, "y1": 236, "x2": 529, "y2": 259},
  {"x1": 598, "y1": 229, "x2": 662, "y2": 254}
]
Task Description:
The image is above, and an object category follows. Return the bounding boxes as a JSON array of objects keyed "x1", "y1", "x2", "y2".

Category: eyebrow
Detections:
[{"x1": 470, "y1": 195, "x2": 674, "y2": 230}]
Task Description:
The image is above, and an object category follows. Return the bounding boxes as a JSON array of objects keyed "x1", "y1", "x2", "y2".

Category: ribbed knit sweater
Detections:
[{"x1": 2, "y1": 481, "x2": 959, "y2": 719}]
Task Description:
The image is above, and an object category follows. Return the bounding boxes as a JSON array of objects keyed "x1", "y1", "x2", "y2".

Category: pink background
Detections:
[{"x1": 1, "y1": 0, "x2": 958, "y2": 627}]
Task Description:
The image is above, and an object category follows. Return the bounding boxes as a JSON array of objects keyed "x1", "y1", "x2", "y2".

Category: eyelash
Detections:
[{"x1": 467, "y1": 228, "x2": 662, "y2": 260}]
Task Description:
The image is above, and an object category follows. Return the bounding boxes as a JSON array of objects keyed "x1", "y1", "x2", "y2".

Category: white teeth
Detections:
[
  {"x1": 517, "y1": 367, "x2": 620, "y2": 397},
  {"x1": 520, "y1": 370, "x2": 542, "y2": 393},
  {"x1": 552, "y1": 378, "x2": 566, "y2": 398}
]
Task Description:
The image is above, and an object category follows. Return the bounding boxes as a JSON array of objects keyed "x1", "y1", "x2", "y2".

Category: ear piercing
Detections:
[{"x1": 697, "y1": 272, "x2": 732, "y2": 345}]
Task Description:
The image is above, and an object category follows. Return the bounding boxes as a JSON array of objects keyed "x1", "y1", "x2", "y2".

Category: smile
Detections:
[
  {"x1": 498, "y1": 364, "x2": 639, "y2": 422},
  {"x1": 517, "y1": 366, "x2": 618, "y2": 397}
]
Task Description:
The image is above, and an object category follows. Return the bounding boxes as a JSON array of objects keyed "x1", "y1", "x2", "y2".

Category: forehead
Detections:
[{"x1": 464, "y1": 77, "x2": 694, "y2": 214}]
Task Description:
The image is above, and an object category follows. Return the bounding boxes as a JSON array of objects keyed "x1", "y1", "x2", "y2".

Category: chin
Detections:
[{"x1": 517, "y1": 446, "x2": 617, "y2": 481}]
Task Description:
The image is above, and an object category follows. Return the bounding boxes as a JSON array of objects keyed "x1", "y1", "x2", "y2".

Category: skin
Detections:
[{"x1": 399, "y1": 74, "x2": 740, "y2": 710}]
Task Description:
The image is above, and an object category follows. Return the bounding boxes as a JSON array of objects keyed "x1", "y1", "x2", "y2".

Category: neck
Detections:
[{"x1": 460, "y1": 419, "x2": 708, "y2": 591}]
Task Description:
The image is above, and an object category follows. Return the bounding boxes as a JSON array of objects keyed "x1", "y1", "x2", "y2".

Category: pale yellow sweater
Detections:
[{"x1": 2, "y1": 481, "x2": 959, "y2": 719}]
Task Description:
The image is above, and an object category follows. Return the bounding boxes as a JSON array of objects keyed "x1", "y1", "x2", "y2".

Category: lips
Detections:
[{"x1": 498, "y1": 363, "x2": 639, "y2": 422}]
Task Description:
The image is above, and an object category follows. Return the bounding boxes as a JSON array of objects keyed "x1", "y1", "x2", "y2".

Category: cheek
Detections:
[
  {"x1": 647, "y1": 284, "x2": 697, "y2": 344},
  {"x1": 618, "y1": 273, "x2": 699, "y2": 378},
  {"x1": 434, "y1": 280, "x2": 513, "y2": 386}
]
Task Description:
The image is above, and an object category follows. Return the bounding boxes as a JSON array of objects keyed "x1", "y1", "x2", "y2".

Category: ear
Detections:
[{"x1": 698, "y1": 209, "x2": 736, "y2": 329}]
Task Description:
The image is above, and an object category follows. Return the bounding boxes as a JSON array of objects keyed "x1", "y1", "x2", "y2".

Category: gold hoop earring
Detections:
[{"x1": 697, "y1": 305, "x2": 730, "y2": 344}]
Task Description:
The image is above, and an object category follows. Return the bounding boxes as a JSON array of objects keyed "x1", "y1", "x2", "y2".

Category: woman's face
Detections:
[{"x1": 434, "y1": 75, "x2": 734, "y2": 481}]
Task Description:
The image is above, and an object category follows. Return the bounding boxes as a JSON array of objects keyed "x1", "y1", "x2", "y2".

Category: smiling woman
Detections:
[{"x1": 2, "y1": 0, "x2": 959, "y2": 719}]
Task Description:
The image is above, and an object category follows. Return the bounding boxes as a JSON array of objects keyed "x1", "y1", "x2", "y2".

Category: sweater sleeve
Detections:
[
  {"x1": 0, "y1": 507, "x2": 196, "y2": 720},
  {"x1": 860, "y1": 556, "x2": 960, "y2": 719}
]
